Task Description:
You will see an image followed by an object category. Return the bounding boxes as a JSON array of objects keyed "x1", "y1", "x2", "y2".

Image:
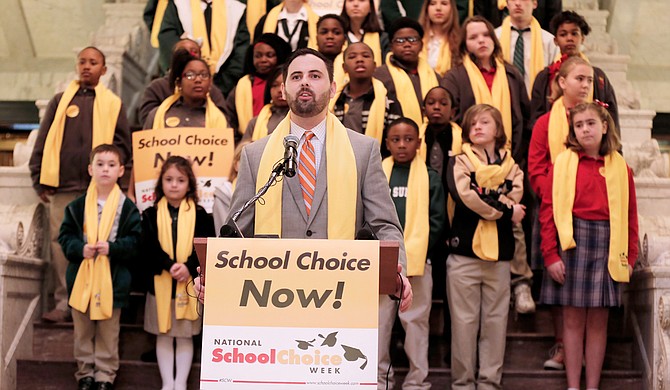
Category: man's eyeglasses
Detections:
[
  {"x1": 392, "y1": 36, "x2": 420, "y2": 45},
  {"x1": 182, "y1": 71, "x2": 211, "y2": 80}
]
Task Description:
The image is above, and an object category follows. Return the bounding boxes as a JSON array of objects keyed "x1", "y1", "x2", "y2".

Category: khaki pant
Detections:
[
  {"x1": 378, "y1": 263, "x2": 433, "y2": 390},
  {"x1": 72, "y1": 308, "x2": 121, "y2": 383},
  {"x1": 510, "y1": 223, "x2": 533, "y2": 284},
  {"x1": 447, "y1": 254, "x2": 510, "y2": 390},
  {"x1": 48, "y1": 191, "x2": 82, "y2": 311}
]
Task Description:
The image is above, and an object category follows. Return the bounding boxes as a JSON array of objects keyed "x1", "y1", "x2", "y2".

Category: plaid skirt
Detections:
[{"x1": 540, "y1": 218, "x2": 623, "y2": 307}]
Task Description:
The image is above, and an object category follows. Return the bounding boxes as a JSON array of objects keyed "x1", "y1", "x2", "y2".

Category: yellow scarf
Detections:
[
  {"x1": 382, "y1": 156, "x2": 429, "y2": 276},
  {"x1": 422, "y1": 37, "x2": 452, "y2": 76},
  {"x1": 235, "y1": 75, "x2": 253, "y2": 135},
  {"x1": 150, "y1": 0, "x2": 169, "y2": 48},
  {"x1": 498, "y1": 0, "x2": 507, "y2": 10},
  {"x1": 329, "y1": 79, "x2": 387, "y2": 144},
  {"x1": 386, "y1": 52, "x2": 439, "y2": 127},
  {"x1": 462, "y1": 143, "x2": 515, "y2": 261},
  {"x1": 552, "y1": 150, "x2": 630, "y2": 282},
  {"x1": 462, "y1": 55, "x2": 512, "y2": 150},
  {"x1": 333, "y1": 52, "x2": 347, "y2": 91},
  {"x1": 41, "y1": 81, "x2": 120, "y2": 188},
  {"x1": 500, "y1": 16, "x2": 544, "y2": 96},
  {"x1": 190, "y1": 0, "x2": 227, "y2": 74},
  {"x1": 418, "y1": 121, "x2": 463, "y2": 159},
  {"x1": 547, "y1": 96, "x2": 569, "y2": 163},
  {"x1": 246, "y1": 0, "x2": 266, "y2": 41},
  {"x1": 252, "y1": 104, "x2": 275, "y2": 141},
  {"x1": 152, "y1": 92, "x2": 229, "y2": 129},
  {"x1": 255, "y1": 113, "x2": 357, "y2": 238},
  {"x1": 154, "y1": 197, "x2": 199, "y2": 333},
  {"x1": 69, "y1": 182, "x2": 121, "y2": 320},
  {"x1": 263, "y1": 2, "x2": 319, "y2": 49}
]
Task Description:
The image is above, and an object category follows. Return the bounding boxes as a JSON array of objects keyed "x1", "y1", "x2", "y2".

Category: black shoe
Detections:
[
  {"x1": 77, "y1": 377, "x2": 95, "y2": 390},
  {"x1": 95, "y1": 382, "x2": 114, "y2": 390}
]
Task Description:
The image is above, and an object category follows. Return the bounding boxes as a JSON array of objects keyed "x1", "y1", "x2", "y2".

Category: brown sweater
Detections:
[
  {"x1": 29, "y1": 87, "x2": 131, "y2": 194},
  {"x1": 441, "y1": 62, "x2": 530, "y2": 167}
]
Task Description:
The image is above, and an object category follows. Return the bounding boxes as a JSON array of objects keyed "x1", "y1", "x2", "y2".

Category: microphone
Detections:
[{"x1": 283, "y1": 134, "x2": 299, "y2": 178}]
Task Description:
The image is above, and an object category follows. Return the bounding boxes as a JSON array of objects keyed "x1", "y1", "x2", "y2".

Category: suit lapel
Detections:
[
  {"x1": 308, "y1": 146, "x2": 328, "y2": 224},
  {"x1": 285, "y1": 174, "x2": 308, "y2": 223}
]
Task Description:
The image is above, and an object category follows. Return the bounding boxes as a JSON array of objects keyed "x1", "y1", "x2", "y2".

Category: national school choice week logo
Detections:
[{"x1": 211, "y1": 331, "x2": 369, "y2": 373}]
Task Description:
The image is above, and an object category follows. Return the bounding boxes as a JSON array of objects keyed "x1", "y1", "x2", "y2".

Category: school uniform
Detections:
[
  {"x1": 242, "y1": 105, "x2": 289, "y2": 141},
  {"x1": 378, "y1": 161, "x2": 445, "y2": 390},
  {"x1": 58, "y1": 194, "x2": 141, "y2": 383},
  {"x1": 253, "y1": 3, "x2": 315, "y2": 51},
  {"x1": 539, "y1": 153, "x2": 639, "y2": 307},
  {"x1": 141, "y1": 204, "x2": 215, "y2": 336}
]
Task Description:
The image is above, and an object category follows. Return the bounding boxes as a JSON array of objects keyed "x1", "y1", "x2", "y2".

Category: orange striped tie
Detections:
[{"x1": 298, "y1": 131, "x2": 317, "y2": 215}]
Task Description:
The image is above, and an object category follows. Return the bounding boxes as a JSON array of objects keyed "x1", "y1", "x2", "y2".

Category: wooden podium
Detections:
[{"x1": 194, "y1": 238, "x2": 399, "y2": 294}]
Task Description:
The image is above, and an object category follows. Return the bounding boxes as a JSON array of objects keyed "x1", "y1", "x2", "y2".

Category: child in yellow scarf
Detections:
[
  {"x1": 58, "y1": 144, "x2": 140, "y2": 389},
  {"x1": 446, "y1": 104, "x2": 524, "y2": 389},
  {"x1": 538, "y1": 102, "x2": 638, "y2": 390},
  {"x1": 418, "y1": 0, "x2": 461, "y2": 76},
  {"x1": 141, "y1": 156, "x2": 215, "y2": 390},
  {"x1": 380, "y1": 118, "x2": 446, "y2": 389}
]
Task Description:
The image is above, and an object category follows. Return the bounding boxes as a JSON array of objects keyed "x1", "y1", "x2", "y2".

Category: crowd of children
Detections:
[{"x1": 29, "y1": 1, "x2": 640, "y2": 389}]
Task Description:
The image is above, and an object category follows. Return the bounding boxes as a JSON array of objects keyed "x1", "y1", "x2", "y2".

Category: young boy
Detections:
[
  {"x1": 373, "y1": 17, "x2": 440, "y2": 128},
  {"x1": 378, "y1": 118, "x2": 446, "y2": 389},
  {"x1": 330, "y1": 42, "x2": 401, "y2": 153},
  {"x1": 29, "y1": 46, "x2": 131, "y2": 324},
  {"x1": 58, "y1": 144, "x2": 141, "y2": 390}
]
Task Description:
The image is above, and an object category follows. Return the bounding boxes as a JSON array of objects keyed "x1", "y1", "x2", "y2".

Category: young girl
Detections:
[
  {"x1": 316, "y1": 14, "x2": 347, "y2": 63},
  {"x1": 419, "y1": 0, "x2": 461, "y2": 76},
  {"x1": 213, "y1": 140, "x2": 252, "y2": 231},
  {"x1": 142, "y1": 156, "x2": 215, "y2": 390},
  {"x1": 227, "y1": 33, "x2": 291, "y2": 135},
  {"x1": 446, "y1": 104, "x2": 525, "y2": 389},
  {"x1": 539, "y1": 102, "x2": 638, "y2": 390},
  {"x1": 529, "y1": 56, "x2": 594, "y2": 370},
  {"x1": 242, "y1": 67, "x2": 289, "y2": 141},
  {"x1": 339, "y1": 0, "x2": 389, "y2": 66}
]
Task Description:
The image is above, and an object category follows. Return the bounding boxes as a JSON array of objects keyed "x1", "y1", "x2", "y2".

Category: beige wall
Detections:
[
  {"x1": 0, "y1": 0, "x2": 105, "y2": 100},
  {"x1": 602, "y1": 0, "x2": 670, "y2": 112}
]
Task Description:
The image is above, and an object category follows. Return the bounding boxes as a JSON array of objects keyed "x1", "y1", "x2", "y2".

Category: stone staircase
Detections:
[{"x1": 17, "y1": 297, "x2": 643, "y2": 389}]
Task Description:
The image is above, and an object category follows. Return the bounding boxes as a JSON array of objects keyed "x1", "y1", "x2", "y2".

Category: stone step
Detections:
[
  {"x1": 33, "y1": 322, "x2": 634, "y2": 371},
  {"x1": 17, "y1": 359, "x2": 642, "y2": 390}
]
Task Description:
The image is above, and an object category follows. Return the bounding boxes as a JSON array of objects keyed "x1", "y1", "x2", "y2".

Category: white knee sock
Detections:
[
  {"x1": 156, "y1": 335, "x2": 175, "y2": 390},
  {"x1": 174, "y1": 337, "x2": 194, "y2": 390}
]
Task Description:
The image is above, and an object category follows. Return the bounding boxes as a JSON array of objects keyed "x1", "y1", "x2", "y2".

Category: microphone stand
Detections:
[{"x1": 222, "y1": 160, "x2": 288, "y2": 238}]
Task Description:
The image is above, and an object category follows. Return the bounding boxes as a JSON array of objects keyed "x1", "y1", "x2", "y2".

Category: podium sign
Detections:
[
  {"x1": 131, "y1": 127, "x2": 234, "y2": 213},
  {"x1": 201, "y1": 238, "x2": 380, "y2": 389}
]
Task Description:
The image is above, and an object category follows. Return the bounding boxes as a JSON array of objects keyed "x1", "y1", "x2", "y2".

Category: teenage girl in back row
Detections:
[{"x1": 539, "y1": 102, "x2": 638, "y2": 390}]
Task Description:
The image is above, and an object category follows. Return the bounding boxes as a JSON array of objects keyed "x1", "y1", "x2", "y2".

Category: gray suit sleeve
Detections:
[
  {"x1": 359, "y1": 138, "x2": 408, "y2": 274},
  {"x1": 227, "y1": 145, "x2": 257, "y2": 237}
]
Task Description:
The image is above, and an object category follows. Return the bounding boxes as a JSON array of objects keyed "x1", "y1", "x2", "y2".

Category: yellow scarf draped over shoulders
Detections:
[
  {"x1": 462, "y1": 55, "x2": 512, "y2": 150},
  {"x1": 150, "y1": 0, "x2": 169, "y2": 48},
  {"x1": 499, "y1": 16, "x2": 544, "y2": 96},
  {"x1": 462, "y1": 143, "x2": 515, "y2": 261},
  {"x1": 263, "y1": 2, "x2": 319, "y2": 49},
  {"x1": 154, "y1": 197, "x2": 199, "y2": 333},
  {"x1": 552, "y1": 150, "x2": 630, "y2": 282},
  {"x1": 547, "y1": 96, "x2": 569, "y2": 162},
  {"x1": 252, "y1": 104, "x2": 274, "y2": 141},
  {"x1": 422, "y1": 35, "x2": 452, "y2": 77},
  {"x1": 69, "y1": 182, "x2": 121, "y2": 320},
  {"x1": 255, "y1": 113, "x2": 357, "y2": 239},
  {"x1": 386, "y1": 52, "x2": 439, "y2": 127},
  {"x1": 40, "y1": 80, "x2": 120, "y2": 187},
  {"x1": 246, "y1": 0, "x2": 266, "y2": 41},
  {"x1": 329, "y1": 79, "x2": 387, "y2": 144},
  {"x1": 152, "y1": 92, "x2": 229, "y2": 129},
  {"x1": 234, "y1": 75, "x2": 253, "y2": 135},
  {"x1": 382, "y1": 156, "x2": 429, "y2": 276}
]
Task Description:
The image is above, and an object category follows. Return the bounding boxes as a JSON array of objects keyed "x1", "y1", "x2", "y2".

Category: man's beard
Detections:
[{"x1": 287, "y1": 88, "x2": 330, "y2": 117}]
